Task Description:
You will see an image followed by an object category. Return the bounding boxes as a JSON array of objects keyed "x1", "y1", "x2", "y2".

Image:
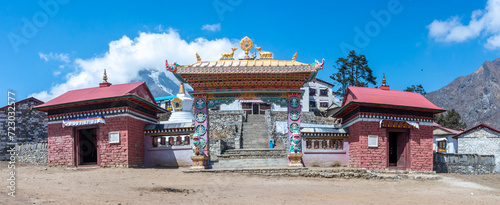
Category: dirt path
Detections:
[{"x1": 1, "y1": 162, "x2": 499, "y2": 204}]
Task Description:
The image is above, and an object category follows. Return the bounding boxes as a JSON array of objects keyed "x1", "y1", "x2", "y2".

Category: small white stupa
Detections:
[{"x1": 163, "y1": 83, "x2": 194, "y2": 123}]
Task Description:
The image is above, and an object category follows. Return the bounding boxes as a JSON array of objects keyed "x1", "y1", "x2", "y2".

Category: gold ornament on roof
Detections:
[
  {"x1": 256, "y1": 47, "x2": 273, "y2": 59},
  {"x1": 240, "y1": 36, "x2": 253, "y2": 58},
  {"x1": 221, "y1": 48, "x2": 237, "y2": 60},
  {"x1": 196, "y1": 53, "x2": 201, "y2": 62},
  {"x1": 292, "y1": 52, "x2": 298, "y2": 61},
  {"x1": 382, "y1": 73, "x2": 386, "y2": 86}
]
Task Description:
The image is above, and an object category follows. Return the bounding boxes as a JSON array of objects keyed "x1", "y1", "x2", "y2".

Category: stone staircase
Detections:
[
  {"x1": 241, "y1": 115, "x2": 269, "y2": 148},
  {"x1": 211, "y1": 115, "x2": 288, "y2": 168}
]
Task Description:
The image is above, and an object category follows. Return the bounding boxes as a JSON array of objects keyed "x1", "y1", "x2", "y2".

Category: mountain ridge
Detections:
[{"x1": 425, "y1": 59, "x2": 500, "y2": 130}]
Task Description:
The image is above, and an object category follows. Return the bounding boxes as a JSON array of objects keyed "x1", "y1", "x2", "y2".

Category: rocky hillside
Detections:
[{"x1": 425, "y1": 59, "x2": 500, "y2": 129}]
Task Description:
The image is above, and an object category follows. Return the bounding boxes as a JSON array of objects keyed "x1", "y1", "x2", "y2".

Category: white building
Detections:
[{"x1": 433, "y1": 122, "x2": 461, "y2": 153}]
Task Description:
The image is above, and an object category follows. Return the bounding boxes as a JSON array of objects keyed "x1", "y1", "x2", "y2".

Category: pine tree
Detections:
[
  {"x1": 330, "y1": 50, "x2": 377, "y2": 97},
  {"x1": 404, "y1": 84, "x2": 427, "y2": 95},
  {"x1": 435, "y1": 109, "x2": 467, "y2": 130}
]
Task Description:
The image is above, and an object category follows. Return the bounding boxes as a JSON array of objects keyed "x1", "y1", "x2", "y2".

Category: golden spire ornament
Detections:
[
  {"x1": 240, "y1": 36, "x2": 253, "y2": 59},
  {"x1": 382, "y1": 73, "x2": 386, "y2": 86}
]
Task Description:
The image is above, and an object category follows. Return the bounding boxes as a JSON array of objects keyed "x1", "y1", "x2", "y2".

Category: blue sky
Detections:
[{"x1": 1, "y1": 0, "x2": 500, "y2": 106}]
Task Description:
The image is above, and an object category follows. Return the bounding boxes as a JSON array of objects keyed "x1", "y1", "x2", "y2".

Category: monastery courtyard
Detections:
[{"x1": 1, "y1": 161, "x2": 498, "y2": 205}]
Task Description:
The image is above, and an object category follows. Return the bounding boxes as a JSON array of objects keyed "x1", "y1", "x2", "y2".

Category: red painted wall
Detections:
[
  {"x1": 347, "y1": 121, "x2": 433, "y2": 171},
  {"x1": 48, "y1": 116, "x2": 151, "y2": 167},
  {"x1": 47, "y1": 124, "x2": 74, "y2": 166}
]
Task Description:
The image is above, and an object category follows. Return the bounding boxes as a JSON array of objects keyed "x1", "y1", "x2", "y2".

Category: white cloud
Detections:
[
  {"x1": 30, "y1": 28, "x2": 239, "y2": 102},
  {"x1": 427, "y1": 0, "x2": 500, "y2": 49},
  {"x1": 201, "y1": 23, "x2": 221, "y2": 32},
  {"x1": 38, "y1": 52, "x2": 70, "y2": 63}
]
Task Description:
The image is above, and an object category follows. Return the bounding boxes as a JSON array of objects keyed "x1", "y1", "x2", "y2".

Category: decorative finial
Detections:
[
  {"x1": 292, "y1": 52, "x2": 298, "y2": 61},
  {"x1": 220, "y1": 48, "x2": 237, "y2": 60},
  {"x1": 240, "y1": 36, "x2": 253, "y2": 59},
  {"x1": 179, "y1": 83, "x2": 185, "y2": 94},
  {"x1": 382, "y1": 73, "x2": 386, "y2": 86},
  {"x1": 103, "y1": 69, "x2": 108, "y2": 83},
  {"x1": 256, "y1": 47, "x2": 273, "y2": 60},
  {"x1": 196, "y1": 53, "x2": 201, "y2": 62}
]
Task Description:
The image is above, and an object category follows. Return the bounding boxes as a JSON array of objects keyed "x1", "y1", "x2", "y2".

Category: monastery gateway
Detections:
[{"x1": 34, "y1": 37, "x2": 445, "y2": 171}]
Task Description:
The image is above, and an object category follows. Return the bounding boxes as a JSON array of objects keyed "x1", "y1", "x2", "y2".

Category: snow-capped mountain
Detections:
[{"x1": 134, "y1": 68, "x2": 191, "y2": 98}]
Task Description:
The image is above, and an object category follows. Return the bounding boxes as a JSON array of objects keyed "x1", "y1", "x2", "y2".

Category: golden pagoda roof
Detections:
[
  {"x1": 173, "y1": 60, "x2": 316, "y2": 74},
  {"x1": 165, "y1": 36, "x2": 324, "y2": 75}
]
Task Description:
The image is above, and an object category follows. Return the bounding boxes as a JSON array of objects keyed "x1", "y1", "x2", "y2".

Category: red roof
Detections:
[
  {"x1": 452, "y1": 123, "x2": 500, "y2": 139},
  {"x1": 334, "y1": 86, "x2": 445, "y2": 118},
  {"x1": 433, "y1": 122, "x2": 461, "y2": 134},
  {"x1": 34, "y1": 82, "x2": 156, "y2": 110},
  {"x1": 343, "y1": 87, "x2": 444, "y2": 110}
]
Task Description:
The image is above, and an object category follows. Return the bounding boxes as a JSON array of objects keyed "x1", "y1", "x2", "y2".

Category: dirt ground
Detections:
[{"x1": 1, "y1": 162, "x2": 499, "y2": 205}]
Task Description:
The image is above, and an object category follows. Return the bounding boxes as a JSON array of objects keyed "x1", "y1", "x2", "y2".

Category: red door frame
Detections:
[
  {"x1": 385, "y1": 128, "x2": 410, "y2": 170},
  {"x1": 74, "y1": 125, "x2": 100, "y2": 167}
]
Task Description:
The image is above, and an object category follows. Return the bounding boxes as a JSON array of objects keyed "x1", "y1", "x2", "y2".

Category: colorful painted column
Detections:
[
  {"x1": 191, "y1": 94, "x2": 210, "y2": 169},
  {"x1": 288, "y1": 92, "x2": 303, "y2": 167}
]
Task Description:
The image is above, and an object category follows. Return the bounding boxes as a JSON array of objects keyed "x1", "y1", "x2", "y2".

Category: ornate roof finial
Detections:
[
  {"x1": 382, "y1": 73, "x2": 386, "y2": 86},
  {"x1": 103, "y1": 69, "x2": 108, "y2": 83},
  {"x1": 196, "y1": 53, "x2": 201, "y2": 62},
  {"x1": 220, "y1": 48, "x2": 237, "y2": 60},
  {"x1": 240, "y1": 36, "x2": 253, "y2": 59},
  {"x1": 256, "y1": 47, "x2": 273, "y2": 60},
  {"x1": 179, "y1": 83, "x2": 185, "y2": 94},
  {"x1": 292, "y1": 52, "x2": 298, "y2": 61}
]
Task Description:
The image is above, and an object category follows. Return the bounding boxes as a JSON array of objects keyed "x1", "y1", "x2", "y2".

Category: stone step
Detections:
[
  {"x1": 210, "y1": 158, "x2": 288, "y2": 168},
  {"x1": 219, "y1": 149, "x2": 287, "y2": 159}
]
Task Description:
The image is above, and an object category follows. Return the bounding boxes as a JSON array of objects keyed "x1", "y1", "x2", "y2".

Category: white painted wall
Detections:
[{"x1": 433, "y1": 135, "x2": 458, "y2": 153}]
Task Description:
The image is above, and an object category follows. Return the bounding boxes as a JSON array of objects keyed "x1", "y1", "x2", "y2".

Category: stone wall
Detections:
[
  {"x1": 457, "y1": 127, "x2": 500, "y2": 172},
  {"x1": 0, "y1": 99, "x2": 47, "y2": 160},
  {"x1": 266, "y1": 110, "x2": 337, "y2": 149},
  {"x1": 15, "y1": 142, "x2": 48, "y2": 165},
  {"x1": 433, "y1": 152, "x2": 496, "y2": 174},
  {"x1": 208, "y1": 110, "x2": 245, "y2": 150}
]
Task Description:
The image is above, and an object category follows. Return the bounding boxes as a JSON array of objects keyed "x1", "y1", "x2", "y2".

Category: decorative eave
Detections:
[
  {"x1": 333, "y1": 101, "x2": 447, "y2": 119},
  {"x1": 33, "y1": 94, "x2": 167, "y2": 114}
]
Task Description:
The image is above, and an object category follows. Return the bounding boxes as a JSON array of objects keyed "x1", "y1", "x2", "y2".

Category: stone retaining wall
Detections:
[
  {"x1": 15, "y1": 142, "x2": 48, "y2": 165},
  {"x1": 266, "y1": 110, "x2": 337, "y2": 149},
  {"x1": 433, "y1": 152, "x2": 496, "y2": 174},
  {"x1": 208, "y1": 110, "x2": 245, "y2": 151}
]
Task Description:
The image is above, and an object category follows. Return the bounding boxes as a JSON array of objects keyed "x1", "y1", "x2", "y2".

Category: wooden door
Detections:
[{"x1": 396, "y1": 132, "x2": 408, "y2": 168}]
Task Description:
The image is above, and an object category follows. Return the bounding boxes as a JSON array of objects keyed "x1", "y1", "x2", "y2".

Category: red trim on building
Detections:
[
  {"x1": 0, "y1": 97, "x2": 44, "y2": 111},
  {"x1": 452, "y1": 123, "x2": 500, "y2": 139}
]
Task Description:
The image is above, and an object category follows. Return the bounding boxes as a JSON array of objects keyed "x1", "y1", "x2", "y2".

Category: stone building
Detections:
[
  {"x1": 0, "y1": 97, "x2": 47, "y2": 160},
  {"x1": 333, "y1": 76, "x2": 445, "y2": 171},
  {"x1": 454, "y1": 123, "x2": 500, "y2": 172},
  {"x1": 34, "y1": 75, "x2": 166, "y2": 167}
]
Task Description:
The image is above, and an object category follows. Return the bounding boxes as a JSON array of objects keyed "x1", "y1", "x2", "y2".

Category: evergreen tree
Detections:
[
  {"x1": 330, "y1": 50, "x2": 377, "y2": 97},
  {"x1": 435, "y1": 109, "x2": 467, "y2": 130},
  {"x1": 404, "y1": 84, "x2": 427, "y2": 95}
]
